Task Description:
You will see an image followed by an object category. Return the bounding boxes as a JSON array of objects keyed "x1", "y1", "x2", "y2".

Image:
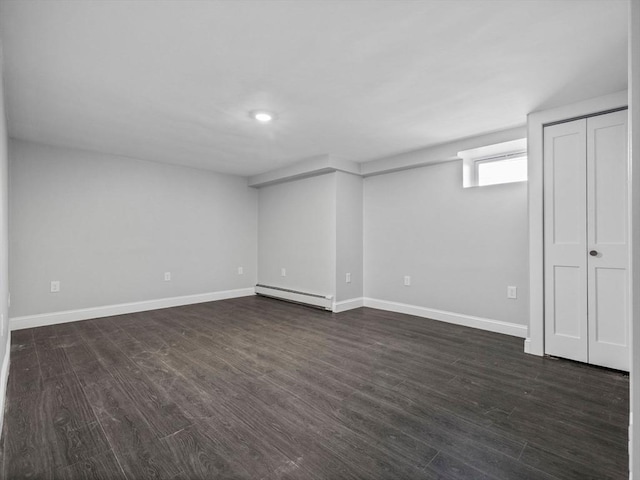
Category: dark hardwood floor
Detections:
[{"x1": 0, "y1": 295, "x2": 629, "y2": 479}]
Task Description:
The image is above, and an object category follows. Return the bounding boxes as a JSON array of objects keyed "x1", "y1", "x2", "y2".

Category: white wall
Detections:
[
  {"x1": 257, "y1": 173, "x2": 335, "y2": 296},
  {"x1": 335, "y1": 172, "x2": 363, "y2": 302},
  {"x1": 9, "y1": 139, "x2": 257, "y2": 318},
  {"x1": 0, "y1": 42, "x2": 10, "y2": 431},
  {"x1": 364, "y1": 160, "x2": 529, "y2": 326},
  {"x1": 630, "y1": 0, "x2": 639, "y2": 477}
]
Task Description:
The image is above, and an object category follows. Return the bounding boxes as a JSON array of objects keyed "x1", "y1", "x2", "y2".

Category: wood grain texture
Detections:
[
  {"x1": 57, "y1": 450, "x2": 126, "y2": 480},
  {"x1": 1, "y1": 296, "x2": 629, "y2": 479}
]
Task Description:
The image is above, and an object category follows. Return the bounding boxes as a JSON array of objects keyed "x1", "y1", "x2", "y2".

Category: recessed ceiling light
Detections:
[{"x1": 251, "y1": 111, "x2": 274, "y2": 123}]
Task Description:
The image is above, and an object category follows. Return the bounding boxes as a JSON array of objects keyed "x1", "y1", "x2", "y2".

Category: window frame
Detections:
[
  {"x1": 459, "y1": 138, "x2": 527, "y2": 188},
  {"x1": 473, "y1": 152, "x2": 528, "y2": 187}
]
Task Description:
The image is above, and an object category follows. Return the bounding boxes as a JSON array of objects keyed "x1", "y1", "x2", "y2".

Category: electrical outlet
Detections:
[
  {"x1": 164, "y1": 272, "x2": 171, "y2": 282},
  {"x1": 507, "y1": 286, "x2": 517, "y2": 299},
  {"x1": 50, "y1": 281, "x2": 60, "y2": 293},
  {"x1": 281, "y1": 268, "x2": 286, "y2": 277},
  {"x1": 404, "y1": 276, "x2": 411, "y2": 286},
  {"x1": 238, "y1": 266, "x2": 244, "y2": 275},
  {"x1": 346, "y1": 273, "x2": 351, "y2": 283}
]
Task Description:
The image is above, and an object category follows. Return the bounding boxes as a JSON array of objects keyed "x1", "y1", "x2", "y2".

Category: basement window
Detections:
[
  {"x1": 475, "y1": 153, "x2": 527, "y2": 187},
  {"x1": 459, "y1": 138, "x2": 527, "y2": 188}
]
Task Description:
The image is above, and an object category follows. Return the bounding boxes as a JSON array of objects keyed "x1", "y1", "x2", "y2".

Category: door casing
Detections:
[{"x1": 527, "y1": 91, "x2": 628, "y2": 359}]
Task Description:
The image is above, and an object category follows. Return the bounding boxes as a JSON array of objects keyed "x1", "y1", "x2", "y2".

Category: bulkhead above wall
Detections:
[{"x1": 249, "y1": 126, "x2": 527, "y2": 188}]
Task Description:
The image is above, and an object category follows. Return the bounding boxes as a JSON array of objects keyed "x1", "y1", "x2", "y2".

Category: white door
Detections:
[
  {"x1": 543, "y1": 110, "x2": 629, "y2": 371},
  {"x1": 586, "y1": 110, "x2": 629, "y2": 370},
  {"x1": 544, "y1": 119, "x2": 588, "y2": 363}
]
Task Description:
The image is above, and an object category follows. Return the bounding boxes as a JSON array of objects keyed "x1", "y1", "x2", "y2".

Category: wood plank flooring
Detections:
[{"x1": 0, "y1": 296, "x2": 629, "y2": 479}]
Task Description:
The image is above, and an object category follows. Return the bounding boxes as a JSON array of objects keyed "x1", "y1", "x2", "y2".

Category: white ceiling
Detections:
[{"x1": 0, "y1": 0, "x2": 629, "y2": 176}]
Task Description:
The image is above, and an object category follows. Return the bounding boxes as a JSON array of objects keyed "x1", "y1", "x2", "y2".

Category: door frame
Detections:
[{"x1": 526, "y1": 90, "x2": 628, "y2": 356}]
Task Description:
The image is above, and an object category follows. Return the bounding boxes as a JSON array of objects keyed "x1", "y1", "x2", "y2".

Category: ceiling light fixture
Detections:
[{"x1": 251, "y1": 111, "x2": 274, "y2": 123}]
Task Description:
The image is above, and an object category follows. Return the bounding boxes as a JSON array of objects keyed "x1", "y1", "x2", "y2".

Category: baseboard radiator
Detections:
[{"x1": 255, "y1": 284, "x2": 333, "y2": 311}]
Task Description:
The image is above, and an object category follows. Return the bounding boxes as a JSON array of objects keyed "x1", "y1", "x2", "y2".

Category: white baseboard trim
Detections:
[
  {"x1": 9, "y1": 287, "x2": 256, "y2": 331},
  {"x1": 0, "y1": 333, "x2": 11, "y2": 435},
  {"x1": 362, "y1": 297, "x2": 528, "y2": 338},
  {"x1": 333, "y1": 297, "x2": 364, "y2": 313}
]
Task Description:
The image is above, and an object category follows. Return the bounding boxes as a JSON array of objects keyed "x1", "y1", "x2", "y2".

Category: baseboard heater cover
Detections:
[{"x1": 255, "y1": 284, "x2": 333, "y2": 311}]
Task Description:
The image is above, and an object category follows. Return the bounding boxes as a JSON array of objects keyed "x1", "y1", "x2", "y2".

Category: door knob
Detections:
[{"x1": 589, "y1": 250, "x2": 598, "y2": 256}]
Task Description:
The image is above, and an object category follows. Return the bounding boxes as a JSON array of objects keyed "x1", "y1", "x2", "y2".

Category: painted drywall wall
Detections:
[
  {"x1": 258, "y1": 173, "x2": 336, "y2": 297},
  {"x1": 9, "y1": 139, "x2": 257, "y2": 317},
  {"x1": 630, "y1": 0, "x2": 639, "y2": 477},
  {"x1": 0, "y1": 42, "x2": 11, "y2": 430},
  {"x1": 364, "y1": 160, "x2": 528, "y2": 326},
  {"x1": 336, "y1": 172, "x2": 363, "y2": 302}
]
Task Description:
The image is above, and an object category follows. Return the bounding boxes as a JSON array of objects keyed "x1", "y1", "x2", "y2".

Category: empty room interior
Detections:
[{"x1": 0, "y1": 0, "x2": 639, "y2": 479}]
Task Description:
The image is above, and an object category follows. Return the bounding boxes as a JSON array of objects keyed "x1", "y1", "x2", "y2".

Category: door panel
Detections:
[
  {"x1": 551, "y1": 131, "x2": 585, "y2": 245},
  {"x1": 591, "y1": 115, "x2": 628, "y2": 245},
  {"x1": 544, "y1": 119, "x2": 588, "y2": 363},
  {"x1": 593, "y1": 267, "x2": 627, "y2": 346},
  {"x1": 551, "y1": 266, "x2": 582, "y2": 338},
  {"x1": 587, "y1": 110, "x2": 629, "y2": 371}
]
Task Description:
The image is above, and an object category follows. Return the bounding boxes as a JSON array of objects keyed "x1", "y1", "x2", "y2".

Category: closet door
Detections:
[
  {"x1": 586, "y1": 110, "x2": 629, "y2": 371},
  {"x1": 543, "y1": 119, "x2": 588, "y2": 363}
]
